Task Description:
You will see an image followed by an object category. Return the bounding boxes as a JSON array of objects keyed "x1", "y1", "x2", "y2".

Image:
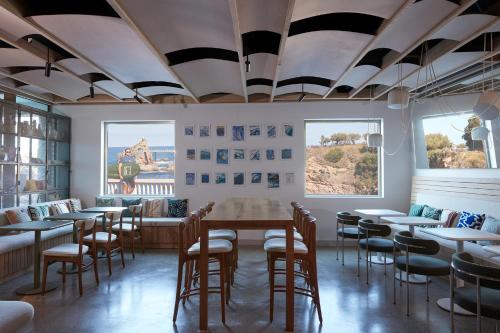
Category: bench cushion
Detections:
[
  {"x1": 0, "y1": 301, "x2": 34, "y2": 333},
  {"x1": 121, "y1": 217, "x2": 182, "y2": 226},
  {"x1": 0, "y1": 225, "x2": 73, "y2": 254}
]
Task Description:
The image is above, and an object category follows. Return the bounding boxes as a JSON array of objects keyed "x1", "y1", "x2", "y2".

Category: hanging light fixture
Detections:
[
  {"x1": 471, "y1": 125, "x2": 490, "y2": 141},
  {"x1": 134, "y1": 88, "x2": 143, "y2": 104},
  {"x1": 367, "y1": 86, "x2": 383, "y2": 148},
  {"x1": 298, "y1": 83, "x2": 306, "y2": 102},
  {"x1": 388, "y1": 87, "x2": 409, "y2": 109},
  {"x1": 245, "y1": 54, "x2": 251, "y2": 73},
  {"x1": 45, "y1": 47, "x2": 51, "y2": 77},
  {"x1": 89, "y1": 82, "x2": 95, "y2": 98}
]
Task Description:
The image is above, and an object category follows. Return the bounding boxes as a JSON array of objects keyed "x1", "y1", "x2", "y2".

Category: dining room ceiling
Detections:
[{"x1": 0, "y1": 0, "x2": 498, "y2": 105}]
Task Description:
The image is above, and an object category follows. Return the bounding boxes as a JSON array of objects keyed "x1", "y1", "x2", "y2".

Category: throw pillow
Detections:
[
  {"x1": 96, "y1": 197, "x2": 115, "y2": 207},
  {"x1": 168, "y1": 199, "x2": 188, "y2": 218},
  {"x1": 478, "y1": 216, "x2": 500, "y2": 246},
  {"x1": 444, "y1": 211, "x2": 460, "y2": 228},
  {"x1": 456, "y1": 211, "x2": 485, "y2": 230},
  {"x1": 28, "y1": 205, "x2": 50, "y2": 221},
  {"x1": 122, "y1": 198, "x2": 142, "y2": 217},
  {"x1": 49, "y1": 203, "x2": 70, "y2": 216},
  {"x1": 67, "y1": 198, "x2": 82, "y2": 212},
  {"x1": 5, "y1": 208, "x2": 32, "y2": 225},
  {"x1": 408, "y1": 204, "x2": 427, "y2": 217},
  {"x1": 144, "y1": 199, "x2": 163, "y2": 217},
  {"x1": 422, "y1": 206, "x2": 442, "y2": 220}
]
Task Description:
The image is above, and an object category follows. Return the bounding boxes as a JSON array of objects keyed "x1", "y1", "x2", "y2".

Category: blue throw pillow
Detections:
[
  {"x1": 408, "y1": 204, "x2": 427, "y2": 217},
  {"x1": 122, "y1": 198, "x2": 142, "y2": 217},
  {"x1": 422, "y1": 206, "x2": 442, "y2": 220},
  {"x1": 456, "y1": 211, "x2": 485, "y2": 230},
  {"x1": 168, "y1": 199, "x2": 188, "y2": 218}
]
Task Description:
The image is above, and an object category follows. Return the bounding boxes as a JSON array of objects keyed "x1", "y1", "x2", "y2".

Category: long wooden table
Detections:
[{"x1": 201, "y1": 198, "x2": 295, "y2": 331}]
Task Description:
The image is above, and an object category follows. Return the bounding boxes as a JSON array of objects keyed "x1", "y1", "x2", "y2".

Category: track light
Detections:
[
  {"x1": 89, "y1": 83, "x2": 95, "y2": 98},
  {"x1": 134, "y1": 89, "x2": 143, "y2": 104},
  {"x1": 245, "y1": 55, "x2": 250, "y2": 73},
  {"x1": 45, "y1": 47, "x2": 51, "y2": 77},
  {"x1": 298, "y1": 83, "x2": 306, "y2": 102}
]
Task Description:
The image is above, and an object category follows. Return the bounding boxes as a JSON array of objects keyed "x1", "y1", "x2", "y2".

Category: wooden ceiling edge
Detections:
[
  {"x1": 348, "y1": 0, "x2": 477, "y2": 98},
  {"x1": 228, "y1": 0, "x2": 248, "y2": 103},
  {"x1": 269, "y1": 0, "x2": 296, "y2": 102},
  {"x1": 107, "y1": 0, "x2": 200, "y2": 104},
  {"x1": 0, "y1": 81, "x2": 56, "y2": 104},
  {"x1": 371, "y1": 17, "x2": 500, "y2": 100},
  {"x1": 322, "y1": 0, "x2": 414, "y2": 99}
]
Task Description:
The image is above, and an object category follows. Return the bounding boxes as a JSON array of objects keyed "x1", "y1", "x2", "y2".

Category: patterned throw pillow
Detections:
[
  {"x1": 144, "y1": 199, "x2": 163, "y2": 217},
  {"x1": 167, "y1": 199, "x2": 188, "y2": 218},
  {"x1": 456, "y1": 211, "x2": 485, "y2": 230},
  {"x1": 408, "y1": 204, "x2": 427, "y2": 217},
  {"x1": 96, "y1": 197, "x2": 115, "y2": 207},
  {"x1": 5, "y1": 208, "x2": 32, "y2": 224},
  {"x1": 478, "y1": 216, "x2": 500, "y2": 246},
  {"x1": 122, "y1": 198, "x2": 142, "y2": 217},
  {"x1": 444, "y1": 211, "x2": 460, "y2": 228},
  {"x1": 49, "y1": 203, "x2": 70, "y2": 216},
  {"x1": 68, "y1": 198, "x2": 82, "y2": 212},
  {"x1": 422, "y1": 206, "x2": 442, "y2": 220},
  {"x1": 28, "y1": 205, "x2": 50, "y2": 221}
]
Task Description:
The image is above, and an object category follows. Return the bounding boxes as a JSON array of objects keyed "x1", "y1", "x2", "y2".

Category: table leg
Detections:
[
  {"x1": 199, "y1": 220, "x2": 209, "y2": 331},
  {"x1": 370, "y1": 216, "x2": 393, "y2": 265},
  {"x1": 285, "y1": 221, "x2": 294, "y2": 332}
]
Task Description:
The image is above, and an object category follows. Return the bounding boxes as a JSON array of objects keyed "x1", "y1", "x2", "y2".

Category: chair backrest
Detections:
[
  {"x1": 358, "y1": 219, "x2": 391, "y2": 237},
  {"x1": 297, "y1": 208, "x2": 310, "y2": 236},
  {"x1": 337, "y1": 212, "x2": 360, "y2": 226},
  {"x1": 452, "y1": 252, "x2": 500, "y2": 289},
  {"x1": 302, "y1": 215, "x2": 317, "y2": 254},
  {"x1": 394, "y1": 231, "x2": 440, "y2": 255},
  {"x1": 75, "y1": 219, "x2": 96, "y2": 231},
  {"x1": 75, "y1": 219, "x2": 96, "y2": 255},
  {"x1": 178, "y1": 216, "x2": 195, "y2": 258},
  {"x1": 128, "y1": 204, "x2": 143, "y2": 228}
]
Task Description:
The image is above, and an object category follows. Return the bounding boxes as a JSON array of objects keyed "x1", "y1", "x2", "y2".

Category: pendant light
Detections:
[
  {"x1": 388, "y1": 87, "x2": 410, "y2": 109},
  {"x1": 471, "y1": 125, "x2": 490, "y2": 141},
  {"x1": 367, "y1": 86, "x2": 383, "y2": 147},
  {"x1": 473, "y1": 33, "x2": 499, "y2": 120},
  {"x1": 89, "y1": 82, "x2": 95, "y2": 98}
]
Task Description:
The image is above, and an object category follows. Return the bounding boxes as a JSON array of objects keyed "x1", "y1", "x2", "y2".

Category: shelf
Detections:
[
  {"x1": 0, "y1": 131, "x2": 17, "y2": 136},
  {"x1": 19, "y1": 134, "x2": 46, "y2": 140}
]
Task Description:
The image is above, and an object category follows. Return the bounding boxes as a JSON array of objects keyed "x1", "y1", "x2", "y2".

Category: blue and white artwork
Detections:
[
  {"x1": 266, "y1": 149, "x2": 275, "y2": 160},
  {"x1": 201, "y1": 173, "x2": 210, "y2": 184},
  {"x1": 267, "y1": 173, "x2": 279, "y2": 188},
  {"x1": 251, "y1": 172, "x2": 262, "y2": 184},
  {"x1": 216, "y1": 149, "x2": 229, "y2": 164},
  {"x1": 184, "y1": 125, "x2": 194, "y2": 136},
  {"x1": 282, "y1": 124, "x2": 294, "y2": 137},
  {"x1": 215, "y1": 173, "x2": 226, "y2": 184},
  {"x1": 232, "y1": 125, "x2": 245, "y2": 141},
  {"x1": 281, "y1": 148, "x2": 292, "y2": 160},
  {"x1": 249, "y1": 125, "x2": 261, "y2": 137},
  {"x1": 249, "y1": 149, "x2": 260, "y2": 161},
  {"x1": 186, "y1": 149, "x2": 196, "y2": 160},
  {"x1": 200, "y1": 149, "x2": 211, "y2": 160},
  {"x1": 267, "y1": 125, "x2": 277, "y2": 138},
  {"x1": 233, "y1": 149, "x2": 245, "y2": 160},
  {"x1": 186, "y1": 172, "x2": 196, "y2": 185},
  {"x1": 199, "y1": 125, "x2": 210, "y2": 137},
  {"x1": 216, "y1": 125, "x2": 226, "y2": 137},
  {"x1": 285, "y1": 172, "x2": 295, "y2": 185},
  {"x1": 233, "y1": 172, "x2": 245, "y2": 185}
]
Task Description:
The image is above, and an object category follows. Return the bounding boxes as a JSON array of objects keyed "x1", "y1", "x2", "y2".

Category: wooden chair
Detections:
[
  {"x1": 265, "y1": 213, "x2": 322, "y2": 323},
  {"x1": 173, "y1": 213, "x2": 232, "y2": 323},
  {"x1": 41, "y1": 219, "x2": 99, "y2": 296},
  {"x1": 112, "y1": 204, "x2": 143, "y2": 258},
  {"x1": 264, "y1": 202, "x2": 303, "y2": 242},
  {"x1": 84, "y1": 211, "x2": 125, "y2": 275}
]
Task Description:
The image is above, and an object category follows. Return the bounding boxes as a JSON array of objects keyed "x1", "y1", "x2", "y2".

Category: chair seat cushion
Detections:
[
  {"x1": 263, "y1": 238, "x2": 308, "y2": 254},
  {"x1": 455, "y1": 287, "x2": 500, "y2": 320},
  {"x1": 43, "y1": 243, "x2": 88, "y2": 257},
  {"x1": 112, "y1": 223, "x2": 138, "y2": 231},
  {"x1": 84, "y1": 232, "x2": 117, "y2": 243},
  {"x1": 395, "y1": 255, "x2": 450, "y2": 276},
  {"x1": 359, "y1": 238, "x2": 393, "y2": 252},
  {"x1": 208, "y1": 229, "x2": 237, "y2": 241},
  {"x1": 337, "y1": 227, "x2": 366, "y2": 239},
  {"x1": 188, "y1": 239, "x2": 233, "y2": 255},
  {"x1": 264, "y1": 229, "x2": 303, "y2": 241},
  {"x1": 0, "y1": 301, "x2": 34, "y2": 333}
]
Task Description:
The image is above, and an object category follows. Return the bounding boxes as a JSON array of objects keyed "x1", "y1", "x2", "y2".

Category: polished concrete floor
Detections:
[{"x1": 0, "y1": 246, "x2": 494, "y2": 333}]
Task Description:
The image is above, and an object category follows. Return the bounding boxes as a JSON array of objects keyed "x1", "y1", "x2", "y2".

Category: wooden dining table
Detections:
[{"x1": 201, "y1": 198, "x2": 295, "y2": 332}]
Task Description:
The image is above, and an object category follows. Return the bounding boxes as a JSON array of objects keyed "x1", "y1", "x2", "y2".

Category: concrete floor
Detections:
[{"x1": 0, "y1": 246, "x2": 494, "y2": 333}]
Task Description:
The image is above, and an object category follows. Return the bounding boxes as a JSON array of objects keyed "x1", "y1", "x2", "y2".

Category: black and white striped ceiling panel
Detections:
[
  {"x1": 93, "y1": 81, "x2": 135, "y2": 99},
  {"x1": 430, "y1": 13, "x2": 497, "y2": 41},
  {"x1": 339, "y1": 66, "x2": 381, "y2": 89},
  {"x1": 275, "y1": 84, "x2": 329, "y2": 97},
  {"x1": 56, "y1": 58, "x2": 97, "y2": 76},
  {"x1": 367, "y1": 63, "x2": 420, "y2": 87},
  {"x1": 247, "y1": 85, "x2": 273, "y2": 96},
  {"x1": 135, "y1": 86, "x2": 186, "y2": 97},
  {"x1": 0, "y1": 7, "x2": 37, "y2": 39},
  {"x1": 244, "y1": 53, "x2": 278, "y2": 81},
  {"x1": 237, "y1": 0, "x2": 289, "y2": 34},
  {"x1": 0, "y1": 48, "x2": 44, "y2": 67},
  {"x1": 18, "y1": 84, "x2": 51, "y2": 96}
]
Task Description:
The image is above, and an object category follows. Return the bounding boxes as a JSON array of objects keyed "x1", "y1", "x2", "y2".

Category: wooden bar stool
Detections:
[{"x1": 112, "y1": 204, "x2": 143, "y2": 259}]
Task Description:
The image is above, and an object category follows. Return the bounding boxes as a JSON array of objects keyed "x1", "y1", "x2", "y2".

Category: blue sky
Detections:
[
  {"x1": 107, "y1": 123, "x2": 174, "y2": 147},
  {"x1": 422, "y1": 113, "x2": 471, "y2": 145}
]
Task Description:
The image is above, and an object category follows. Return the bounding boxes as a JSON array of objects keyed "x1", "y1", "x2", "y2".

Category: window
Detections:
[
  {"x1": 422, "y1": 113, "x2": 495, "y2": 169},
  {"x1": 104, "y1": 122, "x2": 175, "y2": 196},
  {"x1": 305, "y1": 120, "x2": 382, "y2": 196},
  {"x1": 15, "y1": 96, "x2": 49, "y2": 112}
]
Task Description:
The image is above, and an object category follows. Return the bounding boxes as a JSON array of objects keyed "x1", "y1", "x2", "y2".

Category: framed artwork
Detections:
[
  {"x1": 267, "y1": 172, "x2": 279, "y2": 188},
  {"x1": 186, "y1": 172, "x2": 196, "y2": 185},
  {"x1": 199, "y1": 149, "x2": 211, "y2": 160},
  {"x1": 186, "y1": 149, "x2": 196, "y2": 160},
  {"x1": 266, "y1": 148, "x2": 275, "y2": 161},
  {"x1": 266, "y1": 124, "x2": 277, "y2": 138},
  {"x1": 201, "y1": 173, "x2": 210, "y2": 184},
  {"x1": 249, "y1": 125, "x2": 261, "y2": 137},
  {"x1": 184, "y1": 125, "x2": 194, "y2": 136},
  {"x1": 250, "y1": 172, "x2": 262, "y2": 184},
  {"x1": 199, "y1": 125, "x2": 210, "y2": 137},
  {"x1": 216, "y1": 149, "x2": 229, "y2": 165},
  {"x1": 282, "y1": 124, "x2": 294, "y2": 137},
  {"x1": 249, "y1": 149, "x2": 260, "y2": 161},
  {"x1": 233, "y1": 172, "x2": 245, "y2": 185},
  {"x1": 233, "y1": 148, "x2": 245, "y2": 160},
  {"x1": 232, "y1": 125, "x2": 245, "y2": 141},
  {"x1": 281, "y1": 148, "x2": 292, "y2": 160},
  {"x1": 215, "y1": 125, "x2": 226, "y2": 137},
  {"x1": 285, "y1": 172, "x2": 295, "y2": 185},
  {"x1": 215, "y1": 172, "x2": 226, "y2": 184}
]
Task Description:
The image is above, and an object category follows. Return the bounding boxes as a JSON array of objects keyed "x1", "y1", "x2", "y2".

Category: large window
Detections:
[
  {"x1": 104, "y1": 122, "x2": 175, "y2": 196},
  {"x1": 305, "y1": 120, "x2": 382, "y2": 196}
]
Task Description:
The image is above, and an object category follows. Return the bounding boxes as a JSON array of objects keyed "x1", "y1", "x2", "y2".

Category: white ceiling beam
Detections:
[
  {"x1": 371, "y1": 17, "x2": 500, "y2": 100},
  {"x1": 0, "y1": 80, "x2": 56, "y2": 104},
  {"x1": 108, "y1": 0, "x2": 200, "y2": 103},
  {"x1": 348, "y1": 0, "x2": 477, "y2": 98},
  {"x1": 270, "y1": 0, "x2": 295, "y2": 102},
  {"x1": 321, "y1": 0, "x2": 414, "y2": 99},
  {"x1": 228, "y1": 0, "x2": 248, "y2": 103}
]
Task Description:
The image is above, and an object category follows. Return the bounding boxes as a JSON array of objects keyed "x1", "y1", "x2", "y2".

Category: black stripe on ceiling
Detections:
[
  {"x1": 399, "y1": 39, "x2": 444, "y2": 65},
  {"x1": 461, "y1": 0, "x2": 500, "y2": 15},
  {"x1": 289, "y1": 13, "x2": 384, "y2": 37},
  {"x1": 356, "y1": 48, "x2": 393, "y2": 68},
  {"x1": 7, "y1": 66, "x2": 62, "y2": 75},
  {"x1": 334, "y1": 85, "x2": 353, "y2": 94},
  {"x1": 277, "y1": 76, "x2": 331, "y2": 88},
  {"x1": 166, "y1": 48, "x2": 239, "y2": 66},
  {"x1": 414, "y1": 0, "x2": 460, "y2": 4},
  {"x1": 242, "y1": 31, "x2": 281, "y2": 56},
  {"x1": 79, "y1": 72, "x2": 111, "y2": 83},
  {"x1": 455, "y1": 32, "x2": 499, "y2": 52},
  {"x1": 12, "y1": 0, "x2": 119, "y2": 18},
  {"x1": 23, "y1": 34, "x2": 75, "y2": 60},
  {"x1": 246, "y1": 78, "x2": 273, "y2": 87},
  {"x1": 0, "y1": 40, "x2": 16, "y2": 49},
  {"x1": 130, "y1": 81, "x2": 183, "y2": 89}
]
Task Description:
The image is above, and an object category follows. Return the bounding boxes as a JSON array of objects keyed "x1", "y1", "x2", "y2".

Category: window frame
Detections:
[
  {"x1": 304, "y1": 118, "x2": 384, "y2": 199},
  {"x1": 102, "y1": 120, "x2": 175, "y2": 197}
]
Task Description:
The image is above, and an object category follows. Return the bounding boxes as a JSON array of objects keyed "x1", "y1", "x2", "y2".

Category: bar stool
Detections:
[
  {"x1": 41, "y1": 219, "x2": 99, "y2": 296},
  {"x1": 336, "y1": 212, "x2": 364, "y2": 265},
  {"x1": 393, "y1": 231, "x2": 450, "y2": 316},
  {"x1": 264, "y1": 202, "x2": 304, "y2": 242},
  {"x1": 112, "y1": 204, "x2": 143, "y2": 259},
  {"x1": 451, "y1": 252, "x2": 500, "y2": 333}
]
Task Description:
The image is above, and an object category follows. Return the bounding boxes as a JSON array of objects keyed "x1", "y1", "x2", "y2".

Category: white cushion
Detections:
[
  {"x1": 43, "y1": 244, "x2": 88, "y2": 257},
  {"x1": 84, "y1": 232, "x2": 117, "y2": 243},
  {"x1": 0, "y1": 301, "x2": 34, "y2": 333},
  {"x1": 264, "y1": 229, "x2": 303, "y2": 241},
  {"x1": 207, "y1": 230, "x2": 237, "y2": 241},
  {"x1": 188, "y1": 239, "x2": 233, "y2": 255},
  {"x1": 0, "y1": 225, "x2": 73, "y2": 254},
  {"x1": 263, "y1": 238, "x2": 308, "y2": 254},
  {"x1": 112, "y1": 223, "x2": 138, "y2": 231}
]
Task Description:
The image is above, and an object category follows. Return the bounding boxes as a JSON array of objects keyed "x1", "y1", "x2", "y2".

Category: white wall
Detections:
[{"x1": 56, "y1": 101, "x2": 412, "y2": 243}]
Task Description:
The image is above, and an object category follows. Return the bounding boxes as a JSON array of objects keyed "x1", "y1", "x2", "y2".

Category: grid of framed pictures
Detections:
[{"x1": 185, "y1": 171, "x2": 295, "y2": 188}]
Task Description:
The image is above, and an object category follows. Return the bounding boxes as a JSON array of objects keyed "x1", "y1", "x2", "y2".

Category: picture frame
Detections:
[
  {"x1": 248, "y1": 124, "x2": 261, "y2": 137},
  {"x1": 285, "y1": 172, "x2": 295, "y2": 185},
  {"x1": 266, "y1": 124, "x2": 277, "y2": 138},
  {"x1": 265, "y1": 148, "x2": 275, "y2": 161},
  {"x1": 186, "y1": 148, "x2": 196, "y2": 160},
  {"x1": 249, "y1": 149, "x2": 260, "y2": 161},
  {"x1": 215, "y1": 172, "x2": 226, "y2": 184},
  {"x1": 186, "y1": 172, "x2": 196, "y2": 185},
  {"x1": 233, "y1": 172, "x2": 245, "y2": 185},
  {"x1": 216, "y1": 149, "x2": 229, "y2": 165},
  {"x1": 232, "y1": 125, "x2": 245, "y2": 141},
  {"x1": 184, "y1": 125, "x2": 195, "y2": 136},
  {"x1": 201, "y1": 173, "x2": 210, "y2": 184},
  {"x1": 233, "y1": 148, "x2": 245, "y2": 160},
  {"x1": 215, "y1": 125, "x2": 226, "y2": 137},
  {"x1": 282, "y1": 123, "x2": 294, "y2": 137},
  {"x1": 267, "y1": 172, "x2": 279, "y2": 188},
  {"x1": 199, "y1": 148, "x2": 211, "y2": 161},
  {"x1": 281, "y1": 148, "x2": 293, "y2": 160},
  {"x1": 250, "y1": 172, "x2": 262, "y2": 184},
  {"x1": 199, "y1": 124, "x2": 211, "y2": 138}
]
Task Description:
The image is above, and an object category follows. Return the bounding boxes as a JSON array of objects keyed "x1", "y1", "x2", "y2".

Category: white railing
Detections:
[{"x1": 107, "y1": 178, "x2": 175, "y2": 195}]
